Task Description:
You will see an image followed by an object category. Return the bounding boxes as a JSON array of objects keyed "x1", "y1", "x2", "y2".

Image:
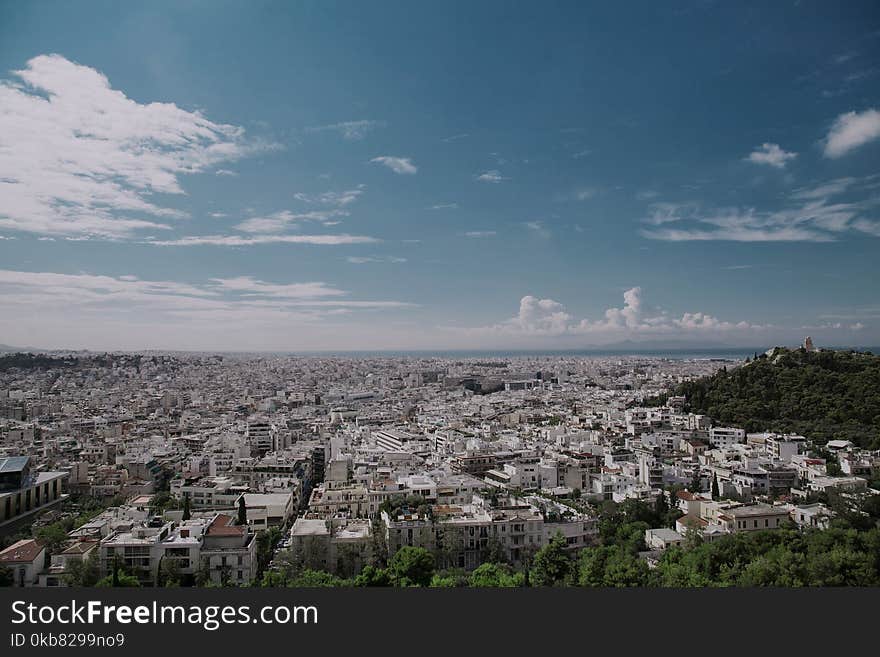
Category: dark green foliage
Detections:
[
  {"x1": 661, "y1": 348, "x2": 880, "y2": 449},
  {"x1": 237, "y1": 496, "x2": 247, "y2": 526},
  {"x1": 96, "y1": 570, "x2": 140, "y2": 587},
  {"x1": 286, "y1": 570, "x2": 350, "y2": 587},
  {"x1": 387, "y1": 546, "x2": 435, "y2": 586},
  {"x1": 64, "y1": 552, "x2": 101, "y2": 587},
  {"x1": 33, "y1": 523, "x2": 69, "y2": 554},
  {"x1": 468, "y1": 562, "x2": 525, "y2": 587},
  {"x1": 654, "y1": 526, "x2": 880, "y2": 587},
  {"x1": 579, "y1": 546, "x2": 652, "y2": 587},
  {"x1": 530, "y1": 533, "x2": 575, "y2": 586},
  {"x1": 353, "y1": 565, "x2": 393, "y2": 587}
]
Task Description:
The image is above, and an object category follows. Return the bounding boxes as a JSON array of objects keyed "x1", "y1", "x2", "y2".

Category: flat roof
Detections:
[{"x1": 0, "y1": 456, "x2": 29, "y2": 473}]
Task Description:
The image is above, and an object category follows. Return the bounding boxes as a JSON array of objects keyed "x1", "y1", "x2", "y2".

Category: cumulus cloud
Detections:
[
  {"x1": 0, "y1": 54, "x2": 270, "y2": 239},
  {"x1": 824, "y1": 108, "x2": 880, "y2": 158},
  {"x1": 464, "y1": 286, "x2": 765, "y2": 338},
  {"x1": 370, "y1": 156, "x2": 417, "y2": 175},
  {"x1": 746, "y1": 143, "x2": 797, "y2": 168}
]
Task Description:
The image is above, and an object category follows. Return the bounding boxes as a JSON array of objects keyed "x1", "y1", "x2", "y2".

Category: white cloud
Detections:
[
  {"x1": 746, "y1": 143, "x2": 797, "y2": 168},
  {"x1": 214, "y1": 169, "x2": 239, "y2": 176},
  {"x1": 429, "y1": 203, "x2": 458, "y2": 210},
  {"x1": 573, "y1": 187, "x2": 598, "y2": 201},
  {"x1": 293, "y1": 185, "x2": 365, "y2": 207},
  {"x1": 0, "y1": 269, "x2": 413, "y2": 320},
  {"x1": 0, "y1": 54, "x2": 270, "y2": 238},
  {"x1": 370, "y1": 156, "x2": 417, "y2": 175},
  {"x1": 800, "y1": 321, "x2": 866, "y2": 331},
  {"x1": 640, "y1": 177, "x2": 880, "y2": 242},
  {"x1": 234, "y1": 209, "x2": 349, "y2": 233},
  {"x1": 307, "y1": 120, "x2": 385, "y2": 140},
  {"x1": 463, "y1": 286, "x2": 764, "y2": 339},
  {"x1": 345, "y1": 256, "x2": 407, "y2": 264},
  {"x1": 463, "y1": 231, "x2": 496, "y2": 238},
  {"x1": 524, "y1": 221, "x2": 551, "y2": 238},
  {"x1": 510, "y1": 296, "x2": 572, "y2": 334},
  {"x1": 210, "y1": 276, "x2": 345, "y2": 299},
  {"x1": 475, "y1": 170, "x2": 507, "y2": 183},
  {"x1": 149, "y1": 233, "x2": 378, "y2": 247},
  {"x1": 824, "y1": 108, "x2": 880, "y2": 158}
]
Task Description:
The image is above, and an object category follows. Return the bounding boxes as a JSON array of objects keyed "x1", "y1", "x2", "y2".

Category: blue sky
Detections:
[{"x1": 0, "y1": 1, "x2": 878, "y2": 350}]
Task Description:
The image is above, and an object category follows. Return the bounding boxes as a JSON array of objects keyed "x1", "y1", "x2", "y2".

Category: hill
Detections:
[{"x1": 659, "y1": 347, "x2": 880, "y2": 450}]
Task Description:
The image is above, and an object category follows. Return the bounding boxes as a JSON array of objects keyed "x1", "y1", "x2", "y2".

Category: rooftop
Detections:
[{"x1": 0, "y1": 539, "x2": 44, "y2": 563}]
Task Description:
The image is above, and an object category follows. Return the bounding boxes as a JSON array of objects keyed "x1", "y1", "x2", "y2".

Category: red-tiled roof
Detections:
[
  {"x1": 206, "y1": 513, "x2": 245, "y2": 537},
  {"x1": 0, "y1": 539, "x2": 44, "y2": 563}
]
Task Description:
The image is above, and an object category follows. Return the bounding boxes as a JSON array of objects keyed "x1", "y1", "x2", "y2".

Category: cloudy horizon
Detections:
[{"x1": 1, "y1": 2, "x2": 878, "y2": 351}]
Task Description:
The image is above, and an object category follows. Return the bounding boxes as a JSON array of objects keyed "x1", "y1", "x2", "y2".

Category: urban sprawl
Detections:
[{"x1": 1, "y1": 340, "x2": 876, "y2": 587}]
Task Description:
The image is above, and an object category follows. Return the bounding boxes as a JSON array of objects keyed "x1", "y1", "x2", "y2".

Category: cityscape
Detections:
[
  {"x1": 1, "y1": 340, "x2": 879, "y2": 587},
  {"x1": 1, "y1": 2, "x2": 879, "y2": 592}
]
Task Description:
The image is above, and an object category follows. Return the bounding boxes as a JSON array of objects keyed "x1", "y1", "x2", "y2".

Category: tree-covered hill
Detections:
[{"x1": 660, "y1": 348, "x2": 880, "y2": 449}]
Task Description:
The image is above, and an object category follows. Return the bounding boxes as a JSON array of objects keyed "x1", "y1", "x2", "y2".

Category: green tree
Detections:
[
  {"x1": 711, "y1": 473, "x2": 720, "y2": 500},
  {"x1": 654, "y1": 490, "x2": 669, "y2": 522},
  {"x1": 287, "y1": 570, "x2": 348, "y2": 587},
  {"x1": 181, "y1": 496, "x2": 191, "y2": 521},
  {"x1": 530, "y1": 533, "x2": 574, "y2": 586},
  {"x1": 64, "y1": 552, "x2": 101, "y2": 586},
  {"x1": 96, "y1": 570, "x2": 140, "y2": 587},
  {"x1": 237, "y1": 496, "x2": 247, "y2": 526},
  {"x1": 353, "y1": 565, "x2": 392, "y2": 587},
  {"x1": 388, "y1": 546, "x2": 435, "y2": 587},
  {"x1": 34, "y1": 523, "x2": 68, "y2": 555},
  {"x1": 468, "y1": 562, "x2": 524, "y2": 587}
]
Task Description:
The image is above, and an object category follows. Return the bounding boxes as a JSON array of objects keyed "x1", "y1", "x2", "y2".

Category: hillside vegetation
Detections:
[{"x1": 663, "y1": 348, "x2": 880, "y2": 450}]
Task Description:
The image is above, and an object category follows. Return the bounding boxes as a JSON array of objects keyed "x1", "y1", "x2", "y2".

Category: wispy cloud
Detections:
[
  {"x1": 0, "y1": 270, "x2": 415, "y2": 344},
  {"x1": 746, "y1": 143, "x2": 797, "y2": 168},
  {"x1": 640, "y1": 177, "x2": 880, "y2": 242},
  {"x1": 475, "y1": 170, "x2": 507, "y2": 183},
  {"x1": 294, "y1": 185, "x2": 365, "y2": 207},
  {"x1": 463, "y1": 231, "x2": 496, "y2": 238},
  {"x1": 823, "y1": 108, "x2": 880, "y2": 158},
  {"x1": 346, "y1": 256, "x2": 407, "y2": 264},
  {"x1": 234, "y1": 209, "x2": 349, "y2": 233},
  {"x1": 429, "y1": 203, "x2": 458, "y2": 210},
  {"x1": 524, "y1": 221, "x2": 551, "y2": 238},
  {"x1": 149, "y1": 234, "x2": 378, "y2": 247},
  {"x1": 442, "y1": 133, "x2": 469, "y2": 143},
  {"x1": 214, "y1": 169, "x2": 239, "y2": 176},
  {"x1": 0, "y1": 54, "x2": 273, "y2": 239},
  {"x1": 370, "y1": 156, "x2": 417, "y2": 175},
  {"x1": 306, "y1": 120, "x2": 385, "y2": 140}
]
